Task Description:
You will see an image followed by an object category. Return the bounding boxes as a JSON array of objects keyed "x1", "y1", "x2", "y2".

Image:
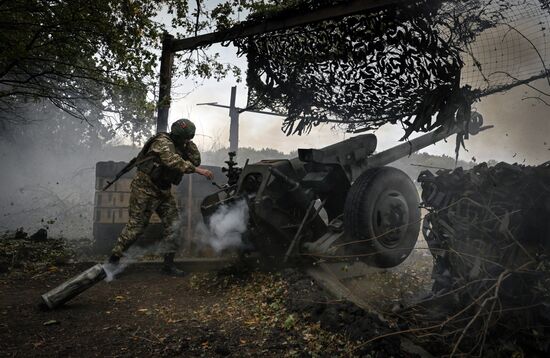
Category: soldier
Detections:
[{"x1": 108, "y1": 118, "x2": 213, "y2": 276}]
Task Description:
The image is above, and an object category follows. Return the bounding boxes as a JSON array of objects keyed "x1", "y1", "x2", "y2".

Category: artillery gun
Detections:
[
  {"x1": 202, "y1": 114, "x2": 491, "y2": 268},
  {"x1": 39, "y1": 115, "x2": 489, "y2": 311}
]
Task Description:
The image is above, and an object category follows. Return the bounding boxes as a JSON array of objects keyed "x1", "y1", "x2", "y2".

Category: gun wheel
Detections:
[{"x1": 344, "y1": 166, "x2": 420, "y2": 268}]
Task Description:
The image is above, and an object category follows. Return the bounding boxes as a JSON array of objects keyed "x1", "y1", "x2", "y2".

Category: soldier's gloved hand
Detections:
[{"x1": 195, "y1": 167, "x2": 214, "y2": 180}]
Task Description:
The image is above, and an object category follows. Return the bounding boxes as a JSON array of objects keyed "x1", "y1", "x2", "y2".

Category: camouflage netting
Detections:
[
  {"x1": 232, "y1": 0, "x2": 550, "y2": 137},
  {"x1": 416, "y1": 162, "x2": 550, "y2": 355}
]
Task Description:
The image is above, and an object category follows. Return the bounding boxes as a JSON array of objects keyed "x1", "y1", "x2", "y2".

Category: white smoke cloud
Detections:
[
  {"x1": 102, "y1": 240, "x2": 177, "y2": 282},
  {"x1": 102, "y1": 261, "x2": 128, "y2": 282},
  {"x1": 197, "y1": 199, "x2": 249, "y2": 254},
  {"x1": 102, "y1": 245, "x2": 144, "y2": 282}
]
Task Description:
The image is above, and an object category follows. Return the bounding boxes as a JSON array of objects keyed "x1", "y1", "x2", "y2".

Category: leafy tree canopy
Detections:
[{"x1": 0, "y1": 0, "x2": 239, "y2": 144}]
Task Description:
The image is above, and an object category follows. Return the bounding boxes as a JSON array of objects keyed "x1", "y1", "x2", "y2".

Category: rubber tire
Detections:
[{"x1": 344, "y1": 167, "x2": 420, "y2": 268}]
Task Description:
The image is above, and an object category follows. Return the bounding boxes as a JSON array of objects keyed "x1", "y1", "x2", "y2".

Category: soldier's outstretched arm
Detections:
[
  {"x1": 151, "y1": 136, "x2": 196, "y2": 174},
  {"x1": 195, "y1": 167, "x2": 214, "y2": 180},
  {"x1": 185, "y1": 141, "x2": 213, "y2": 180},
  {"x1": 185, "y1": 140, "x2": 201, "y2": 167}
]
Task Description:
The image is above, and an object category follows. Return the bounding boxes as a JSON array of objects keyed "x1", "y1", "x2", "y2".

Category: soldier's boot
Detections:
[{"x1": 161, "y1": 253, "x2": 186, "y2": 277}]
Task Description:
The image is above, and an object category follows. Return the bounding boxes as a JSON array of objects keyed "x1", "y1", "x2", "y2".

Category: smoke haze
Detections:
[
  {"x1": 197, "y1": 199, "x2": 249, "y2": 254},
  {"x1": 102, "y1": 240, "x2": 182, "y2": 281},
  {"x1": 2, "y1": 6, "x2": 549, "y2": 242},
  {"x1": 0, "y1": 112, "x2": 137, "y2": 238}
]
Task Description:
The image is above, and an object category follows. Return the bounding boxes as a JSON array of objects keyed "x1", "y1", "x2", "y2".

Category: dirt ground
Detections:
[{"x1": 0, "y1": 261, "x2": 416, "y2": 358}]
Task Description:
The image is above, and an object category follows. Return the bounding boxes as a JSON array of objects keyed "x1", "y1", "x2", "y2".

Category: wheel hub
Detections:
[{"x1": 372, "y1": 190, "x2": 410, "y2": 248}]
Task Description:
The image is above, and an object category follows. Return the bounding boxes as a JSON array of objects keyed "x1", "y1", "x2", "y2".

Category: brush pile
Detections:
[
  {"x1": 0, "y1": 229, "x2": 89, "y2": 273},
  {"x1": 416, "y1": 162, "x2": 550, "y2": 355}
]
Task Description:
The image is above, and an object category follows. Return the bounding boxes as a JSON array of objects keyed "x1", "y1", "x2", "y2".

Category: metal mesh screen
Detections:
[{"x1": 451, "y1": 0, "x2": 550, "y2": 94}]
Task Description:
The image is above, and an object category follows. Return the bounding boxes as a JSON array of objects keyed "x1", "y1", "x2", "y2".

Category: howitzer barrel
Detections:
[
  {"x1": 367, "y1": 118, "x2": 493, "y2": 168},
  {"x1": 367, "y1": 127, "x2": 460, "y2": 169},
  {"x1": 293, "y1": 114, "x2": 490, "y2": 183},
  {"x1": 298, "y1": 133, "x2": 377, "y2": 165}
]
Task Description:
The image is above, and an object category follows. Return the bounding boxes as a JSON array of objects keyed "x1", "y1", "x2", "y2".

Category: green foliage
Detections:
[
  {"x1": 0, "y1": 0, "x2": 240, "y2": 139},
  {"x1": 1, "y1": 1, "x2": 166, "y2": 120},
  {"x1": 211, "y1": 0, "x2": 313, "y2": 30},
  {"x1": 284, "y1": 314, "x2": 296, "y2": 330}
]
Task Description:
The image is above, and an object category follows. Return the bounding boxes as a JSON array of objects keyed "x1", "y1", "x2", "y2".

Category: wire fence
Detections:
[{"x1": 452, "y1": 0, "x2": 550, "y2": 95}]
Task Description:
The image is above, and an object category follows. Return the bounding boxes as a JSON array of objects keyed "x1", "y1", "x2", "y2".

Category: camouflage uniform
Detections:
[{"x1": 111, "y1": 133, "x2": 201, "y2": 257}]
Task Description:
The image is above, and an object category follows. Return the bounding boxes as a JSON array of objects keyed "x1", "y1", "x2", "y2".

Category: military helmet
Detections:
[{"x1": 170, "y1": 118, "x2": 196, "y2": 141}]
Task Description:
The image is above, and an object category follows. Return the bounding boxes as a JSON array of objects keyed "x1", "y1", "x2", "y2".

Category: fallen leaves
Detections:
[
  {"x1": 43, "y1": 320, "x2": 59, "y2": 326},
  {"x1": 283, "y1": 314, "x2": 296, "y2": 330},
  {"x1": 114, "y1": 295, "x2": 126, "y2": 302},
  {"x1": 137, "y1": 308, "x2": 152, "y2": 316},
  {"x1": 178, "y1": 271, "x2": 360, "y2": 356}
]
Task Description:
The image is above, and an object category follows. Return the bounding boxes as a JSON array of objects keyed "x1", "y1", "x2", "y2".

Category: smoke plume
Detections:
[{"x1": 197, "y1": 199, "x2": 249, "y2": 254}]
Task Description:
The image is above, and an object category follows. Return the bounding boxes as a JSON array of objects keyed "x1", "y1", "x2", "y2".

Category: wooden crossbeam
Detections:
[{"x1": 172, "y1": 0, "x2": 418, "y2": 52}]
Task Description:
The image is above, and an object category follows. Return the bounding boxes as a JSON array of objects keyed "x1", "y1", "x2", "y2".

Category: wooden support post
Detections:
[
  {"x1": 157, "y1": 33, "x2": 175, "y2": 133},
  {"x1": 228, "y1": 86, "x2": 239, "y2": 153},
  {"x1": 186, "y1": 175, "x2": 193, "y2": 254}
]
